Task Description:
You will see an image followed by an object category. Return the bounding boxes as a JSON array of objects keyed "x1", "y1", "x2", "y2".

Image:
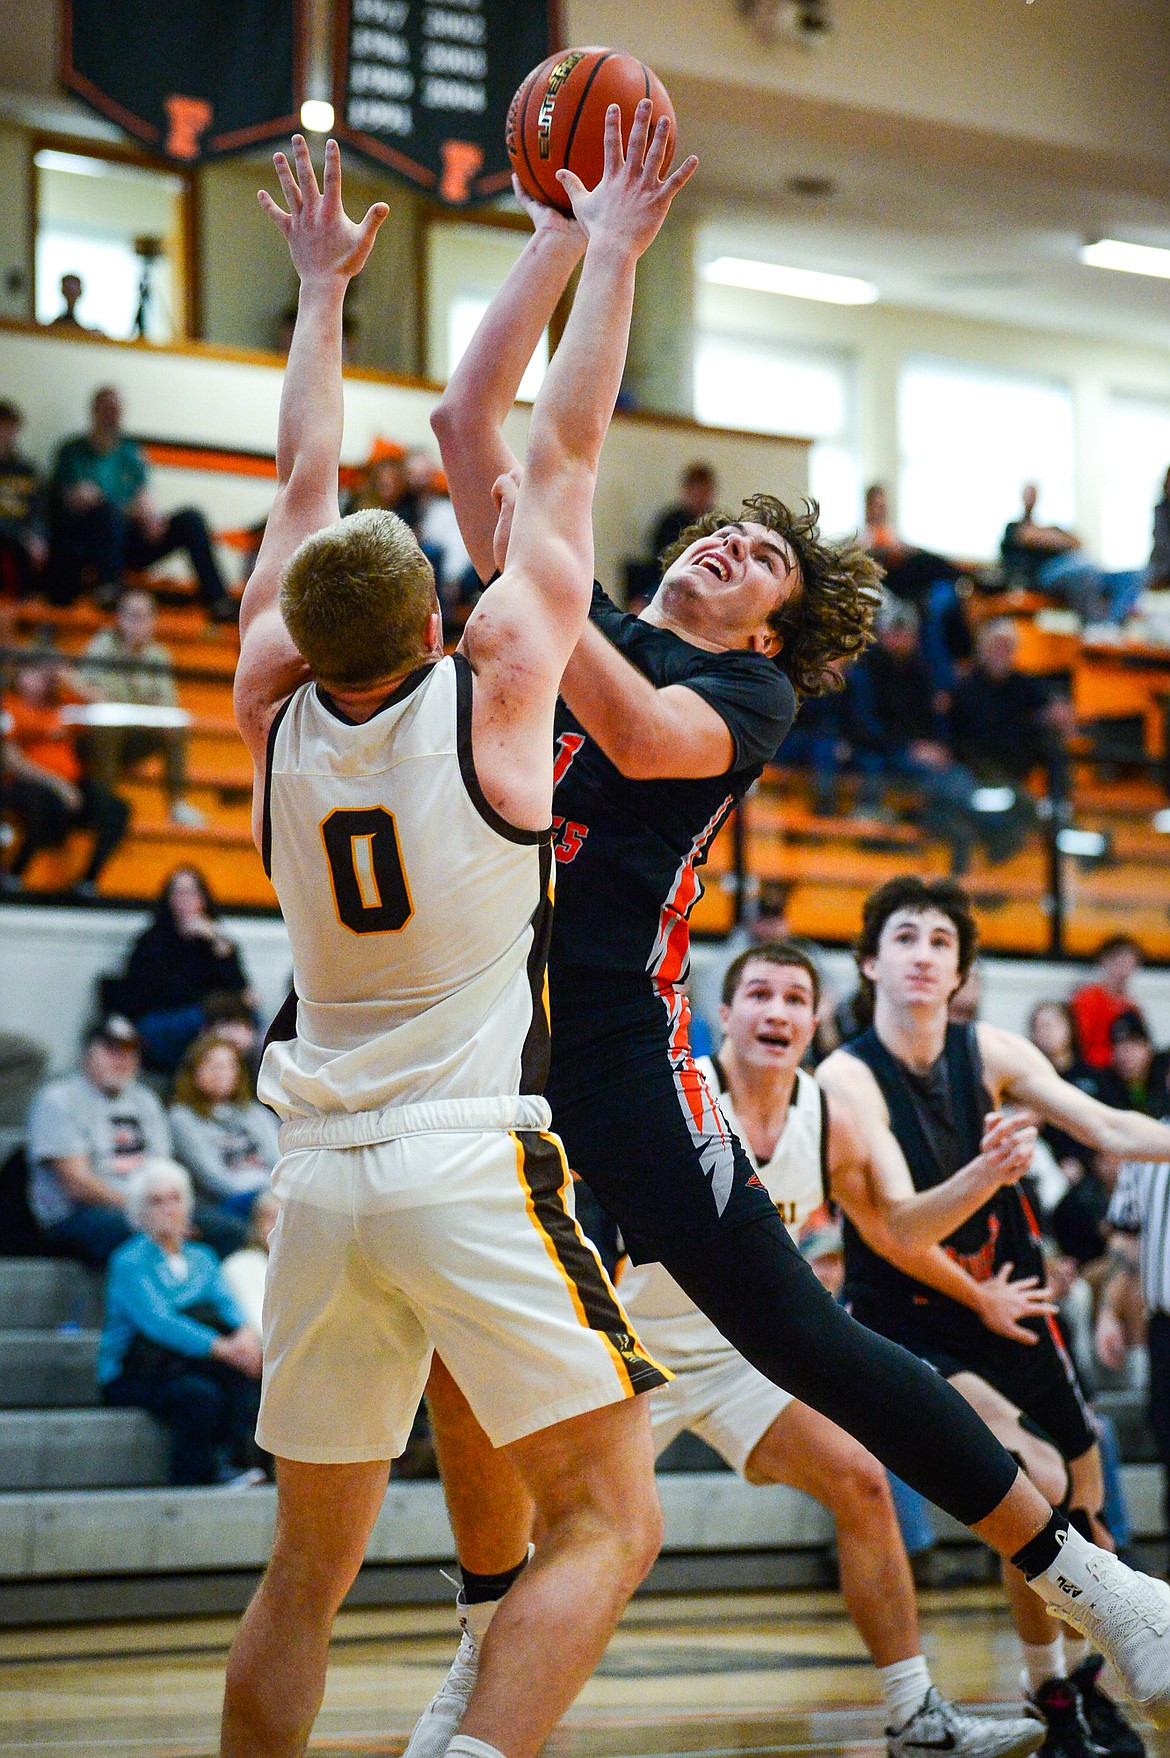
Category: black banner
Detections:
[
  {"x1": 333, "y1": 0, "x2": 557, "y2": 206},
  {"x1": 61, "y1": 0, "x2": 308, "y2": 162}
]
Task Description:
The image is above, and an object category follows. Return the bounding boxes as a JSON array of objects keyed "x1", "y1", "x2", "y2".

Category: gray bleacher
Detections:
[{"x1": 1, "y1": 1251, "x2": 1166, "y2": 1624}]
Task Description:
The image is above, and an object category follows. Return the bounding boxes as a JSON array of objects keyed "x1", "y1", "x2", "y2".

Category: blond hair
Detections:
[{"x1": 280, "y1": 509, "x2": 437, "y2": 687}]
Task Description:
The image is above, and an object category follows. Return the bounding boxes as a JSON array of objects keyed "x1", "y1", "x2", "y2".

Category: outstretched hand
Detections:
[
  {"x1": 259, "y1": 135, "x2": 389, "y2": 284},
  {"x1": 512, "y1": 173, "x2": 584, "y2": 247},
  {"x1": 556, "y1": 100, "x2": 698, "y2": 258}
]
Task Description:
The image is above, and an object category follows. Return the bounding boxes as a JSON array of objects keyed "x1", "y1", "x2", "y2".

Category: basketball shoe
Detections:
[
  {"x1": 400, "y1": 1592, "x2": 491, "y2": 1758},
  {"x1": 1069, "y1": 1655, "x2": 1146, "y2": 1758},
  {"x1": 887, "y1": 1688, "x2": 1044, "y2": 1758},
  {"x1": 1031, "y1": 1530, "x2": 1170, "y2": 1729},
  {"x1": 1027, "y1": 1678, "x2": 1103, "y2": 1758}
]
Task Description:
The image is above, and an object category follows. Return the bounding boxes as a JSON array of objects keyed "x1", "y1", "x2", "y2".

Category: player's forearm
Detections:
[
  {"x1": 559, "y1": 618, "x2": 663, "y2": 770},
  {"x1": 275, "y1": 278, "x2": 346, "y2": 490},
  {"x1": 435, "y1": 226, "x2": 582, "y2": 440},
  {"x1": 1092, "y1": 1109, "x2": 1170, "y2": 1160},
  {"x1": 525, "y1": 238, "x2": 637, "y2": 475},
  {"x1": 884, "y1": 1157, "x2": 1002, "y2": 1251}
]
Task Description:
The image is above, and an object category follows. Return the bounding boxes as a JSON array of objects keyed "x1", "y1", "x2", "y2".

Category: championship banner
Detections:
[
  {"x1": 333, "y1": 0, "x2": 557, "y2": 206},
  {"x1": 60, "y1": 0, "x2": 308, "y2": 162}
]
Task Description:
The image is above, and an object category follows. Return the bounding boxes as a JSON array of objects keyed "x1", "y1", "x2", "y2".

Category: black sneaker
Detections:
[
  {"x1": 1070, "y1": 1656, "x2": 1146, "y2": 1758},
  {"x1": 1028, "y1": 1678, "x2": 1105, "y2": 1758}
]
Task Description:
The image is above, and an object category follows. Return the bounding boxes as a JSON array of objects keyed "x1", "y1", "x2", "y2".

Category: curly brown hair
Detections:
[{"x1": 659, "y1": 495, "x2": 882, "y2": 698}]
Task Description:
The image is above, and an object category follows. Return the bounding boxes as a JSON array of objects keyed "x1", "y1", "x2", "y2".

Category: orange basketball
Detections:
[{"x1": 506, "y1": 47, "x2": 676, "y2": 216}]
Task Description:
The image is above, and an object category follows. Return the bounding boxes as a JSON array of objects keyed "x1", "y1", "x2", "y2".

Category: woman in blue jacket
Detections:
[{"x1": 98, "y1": 1157, "x2": 266, "y2": 1486}]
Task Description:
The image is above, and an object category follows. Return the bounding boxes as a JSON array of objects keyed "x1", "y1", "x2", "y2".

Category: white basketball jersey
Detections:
[
  {"x1": 621, "y1": 1056, "x2": 829, "y2": 1326},
  {"x1": 257, "y1": 655, "x2": 553, "y2": 1123}
]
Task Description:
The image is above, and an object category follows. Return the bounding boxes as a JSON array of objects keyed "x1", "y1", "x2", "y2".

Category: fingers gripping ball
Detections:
[{"x1": 507, "y1": 47, "x2": 676, "y2": 214}]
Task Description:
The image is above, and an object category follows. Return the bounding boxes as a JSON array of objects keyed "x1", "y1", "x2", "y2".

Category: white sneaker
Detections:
[
  {"x1": 400, "y1": 1597, "x2": 484, "y2": 1758},
  {"x1": 888, "y1": 1688, "x2": 1044, "y2": 1758},
  {"x1": 1034, "y1": 1532, "x2": 1170, "y2": 1729},
  {"x1": 217, "y1": 1466, "x2": 268, "y2": 1491}
]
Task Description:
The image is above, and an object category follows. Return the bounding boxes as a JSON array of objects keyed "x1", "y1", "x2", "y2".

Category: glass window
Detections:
[
  {"x1": 425, "y1": 218, "x2": 547, "y2": 395},
  {"x1": 897, "y1": 355, "x2": 1075, "y2": 560},
  {"x1": 693, "y1": 333, "x2": 860, "y2": 535},
  {"x1": 1100, "y1": 392, "x2": 1170, "y2": 570},
  {"x1": 34, "y1": 145, "x2": 191, "y2": 343}
]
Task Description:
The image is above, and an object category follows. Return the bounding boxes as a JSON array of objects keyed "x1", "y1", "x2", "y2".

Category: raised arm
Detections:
[
  {"x1": 431, "y1": 187, "x2": 584, "y2": 581},
  {"x1": 982, "y1": 1022, "x2": 1170, "y2": 1160},
  {"x1": 233, "y1": 136, "x2": 388, "y2": 771},
  {"x1": 461, "y1": 104, "x2": 696, "y2": 830}
]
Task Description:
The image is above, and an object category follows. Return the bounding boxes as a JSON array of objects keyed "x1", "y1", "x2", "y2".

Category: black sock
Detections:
[
  {"x1": 1068, "y1": 1508, "x2": 1096, "y2": 1544},
  {"x1": 460, "y1": 1555, "x2": 528, "y2": 1605},
  {"x1": 1012, "y1": 1510, "x2": 1068, "y2": 1581}
]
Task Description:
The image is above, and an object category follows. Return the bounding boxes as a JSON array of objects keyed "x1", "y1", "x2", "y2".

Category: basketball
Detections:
[{"x1": 506, "y1": 47, "x2": 677, "y2": 215}]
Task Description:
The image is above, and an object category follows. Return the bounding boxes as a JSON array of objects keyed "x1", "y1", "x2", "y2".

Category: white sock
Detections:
[
  {"x1": 880, "y1": 1654, "x2": 933, "y2": 1728},
  {"x1": 1021, "y1": 1634, "x2": 1065, "y2": 1696},
  {"x1": 1065, "y1": 1632, "x2": 1091, "y2": 1671},
  {"x1": 1029, "y1": 1525, "x2": 1100, "y2": 1618},
  {"x1": 446, "y1": 1739, "x2": 505, "y2": 1758}
]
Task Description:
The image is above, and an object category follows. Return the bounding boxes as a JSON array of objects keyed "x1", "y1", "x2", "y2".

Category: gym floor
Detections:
[{"x1": 6, "y1": 1585, "x2": 1168, "y2": 1758}]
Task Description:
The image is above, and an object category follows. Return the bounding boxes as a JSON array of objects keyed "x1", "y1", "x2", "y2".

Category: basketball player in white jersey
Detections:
[
  {"x1": 621, "y1": 941, "x2": 1042, "y2": 1758},
  {"x1": 219, "y1": 119, "x2": 696, "y2": 1758}
]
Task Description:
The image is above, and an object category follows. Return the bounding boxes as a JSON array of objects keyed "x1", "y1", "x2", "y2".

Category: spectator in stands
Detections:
[
  {"x1": 48, "y1": 386, "x2": 236, "y2": 618},
  {"x1": 843, "y1": 596, "x2": 979, "y2": 870},
  {"x1": 220, "y1": 1190, "x2": 279, "y2": 1334},
  {"x1": 81, "y1": 587, "x2": 203, "y2": 827},
  {"x1": 403, "y1": 447, "x2": 477, "y2": 627},
  {"x1": 0, "y1": 654, "x2": 130, "y2": 896},
  {"x1": 1070, "y1": 936, "x2": 1149, "y2": 1071},
  {"x1": 1099, "y1": 1164, "x2": 1169, "y2": 1565},
  {"x1": 0, "y1": 400, "x2": 48, "y2": 601},
  {"x1": 860, "y1": 484, "x2": 970, "y2": 691},
  {"x1": 49, "y1": 273, "x2": 96, "y2": 333},
  {"x1": 97, "y1": 1158, "x2": 265, "y2": 1488},
  {"x1": 649, "y1": 461, "x2": 718, "y2": 561},
  {"x1": 1146, "y1": 467, "x2": 1170, "y2": 594},
  {"x1": 1028, "y1": 1001, "x2": 1101, "y2": 1178},
  {"x1": 1093, "y1": 1014, "x2": 1170, "y2": 1118},
  {"x1": 169, "y1": 1031, "x2": 279, "y2": 1219},
  {"x1": 1001, "y1": 484, "x2": 1141, "y2": 623},
  {"x1": 772, "y1": 691, "x2": 845, "y2": 818},
  {"x1": 26, "y1": 1015, "x2": 169, "y2": 1264},
  {"x1": 1050, "y1": 1151, "x2": 1120, "y2": 1273},
  {"x1": 121, "y1": 867, "x2": 255, "y2": 1073}
]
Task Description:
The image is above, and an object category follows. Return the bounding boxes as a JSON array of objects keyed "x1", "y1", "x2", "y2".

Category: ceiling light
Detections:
[
  {"x1": 702, "y1": 256, "x2": 878, "y2": 305},
  {"x1": 300, "y1": 99, "x2": 335, "y2": 133},
  {"x1": 1080, "y1": 239, "x2": 1170, "y2": 280}
]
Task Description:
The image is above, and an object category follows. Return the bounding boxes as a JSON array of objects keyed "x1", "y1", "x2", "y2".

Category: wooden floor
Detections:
[{"x1": 4, "y1": 1585, "x2": 1169, "y2": 1758}]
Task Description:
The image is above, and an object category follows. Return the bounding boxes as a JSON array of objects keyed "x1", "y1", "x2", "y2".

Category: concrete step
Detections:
[
  {"x1": 0, "y1": 1464, "x2": 1163, "y2": 1584},
  {"x1": 0, "y1": 1331, "x2": 101, "y2": 1409},
  {"x1": 0, "y1": 1260, "x2": 102, "y2": 1331},
  {"x1": 0, "y1": 1409, "x2": 167, "y2": 1491}
]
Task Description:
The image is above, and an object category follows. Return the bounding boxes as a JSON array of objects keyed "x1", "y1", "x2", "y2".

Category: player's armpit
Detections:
[{"x1": 235, "y1": 602, "x2": 310, "y2": 762}]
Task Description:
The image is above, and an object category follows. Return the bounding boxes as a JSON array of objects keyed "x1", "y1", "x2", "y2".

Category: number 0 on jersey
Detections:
[{"x1": 320, "y1": 806, "x2": 414, "y2": 934}]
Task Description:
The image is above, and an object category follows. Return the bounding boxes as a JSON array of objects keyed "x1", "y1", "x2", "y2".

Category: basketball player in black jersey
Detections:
[
  {"x1": 404, "y1": 179, "x2": 1170, "y2": 1758},
  {"x1": 819, "y1": 876, "x2": 1170, "y2": 1758}
]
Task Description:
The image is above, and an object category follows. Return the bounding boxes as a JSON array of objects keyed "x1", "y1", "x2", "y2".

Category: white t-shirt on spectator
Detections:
[{"x1": 26, "y1": 1072, "x2": 171, "y2": 1228}]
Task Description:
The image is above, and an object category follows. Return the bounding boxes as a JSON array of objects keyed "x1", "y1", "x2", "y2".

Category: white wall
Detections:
[{"x1": 696, "y1": 280, "x2": 1170, "y2": 555}]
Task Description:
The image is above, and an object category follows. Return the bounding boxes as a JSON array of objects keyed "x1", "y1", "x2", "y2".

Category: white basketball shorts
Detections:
[
  {"x1": 634, "y1": 1311, "x2": 793, "y2": 1477},
  {"x1": 257, "y1": 1117, "x2": 668, "y2": 1463}
]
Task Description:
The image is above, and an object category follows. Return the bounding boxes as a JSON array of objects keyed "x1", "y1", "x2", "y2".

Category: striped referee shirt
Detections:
[{"x1": 1109, "y1": 1158, "x2": 1170, "y2": 1314}]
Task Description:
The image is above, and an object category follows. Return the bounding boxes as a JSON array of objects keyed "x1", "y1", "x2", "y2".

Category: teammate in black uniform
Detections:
[
  {"x1": 402, "y1": 177, "x2": 1170, "y2": 1758},
  {"x1": 819, "y1": 876, "x2": 1170, "y2": 1758}
]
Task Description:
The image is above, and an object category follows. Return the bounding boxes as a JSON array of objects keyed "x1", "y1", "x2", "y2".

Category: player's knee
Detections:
[
  {"x1": 833, "y1": 1454, "x2": 896, "y2": 1529},
  {"x1": 619, "y1": 1475, "x2": 665, "y2": 1584}
]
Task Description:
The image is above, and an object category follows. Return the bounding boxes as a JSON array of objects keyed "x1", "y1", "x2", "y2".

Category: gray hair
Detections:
[{"x1": 125, "y1": 1157, "x2": 193, "y2": 1232}]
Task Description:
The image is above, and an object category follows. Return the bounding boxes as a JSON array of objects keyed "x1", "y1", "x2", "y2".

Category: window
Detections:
[
  {"x1": 33, "y1": 143, "x2": 193, "y2": 342},
  {"x1": 693, "y1": 334, "x2": 860, "y2": 535},
  {"x1": 897, "y1": 356, "x2": 1075, "y2": 560},
  {"x1": 425, "y1": 217, "x2": 548, "y2": 395},
  {"x1": 1100, "y1": 392, "x2": 1170, "y2": 570}
]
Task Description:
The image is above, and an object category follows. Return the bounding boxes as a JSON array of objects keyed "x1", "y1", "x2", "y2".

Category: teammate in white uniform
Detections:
[
  {"x1": 220, "y1": 119, "x2": 696, "y2": 1758},
  {"x1": 620, "y1": 941, "x2": 1042, "y2": 1758}
]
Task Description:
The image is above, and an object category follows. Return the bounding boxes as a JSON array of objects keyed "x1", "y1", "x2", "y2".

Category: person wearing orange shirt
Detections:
[{"x1": 1, "y1": 655, "x2": 129, "y2": 896}]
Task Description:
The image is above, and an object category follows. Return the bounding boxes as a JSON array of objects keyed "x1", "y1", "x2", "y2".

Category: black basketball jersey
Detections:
[
  {"x1": 842, "y1": 1022, "x2": 1045, "y2": 1351},
  {"x1": 550, "y1": 583, "x2": 796, "y2": 983}
]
